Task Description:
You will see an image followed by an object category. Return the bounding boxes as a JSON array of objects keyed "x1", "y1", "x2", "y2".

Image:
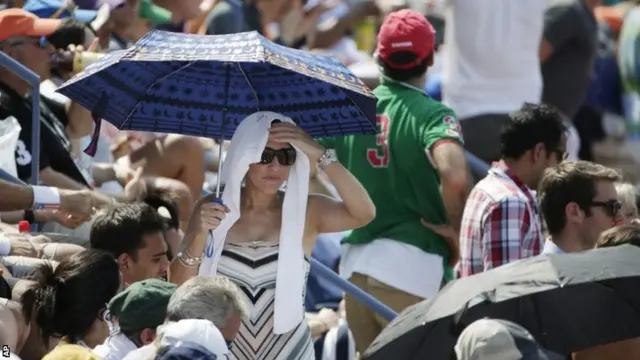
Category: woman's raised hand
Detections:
[{"x1": 197, "y1": 196, "x2": 230, "y2": 232}]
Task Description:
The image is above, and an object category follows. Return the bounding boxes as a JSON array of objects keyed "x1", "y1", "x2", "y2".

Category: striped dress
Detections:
[{"x1": 218, "y1": 242, "x2": 315, "y2": 360}]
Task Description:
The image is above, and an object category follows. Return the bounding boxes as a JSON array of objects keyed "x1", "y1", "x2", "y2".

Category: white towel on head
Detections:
[{"x1": 198, "y1": 111, "x2": 310, "y2": 334}]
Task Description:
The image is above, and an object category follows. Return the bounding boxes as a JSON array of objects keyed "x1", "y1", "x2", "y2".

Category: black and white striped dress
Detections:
[{"x1": 218, "y1": 242, "x2": 315, "y2": 360}]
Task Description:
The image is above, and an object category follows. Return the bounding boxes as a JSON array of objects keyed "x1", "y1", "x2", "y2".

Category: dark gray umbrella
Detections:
[{"x1": 363, "y1": 245, "x2": 640, "y2": 360}]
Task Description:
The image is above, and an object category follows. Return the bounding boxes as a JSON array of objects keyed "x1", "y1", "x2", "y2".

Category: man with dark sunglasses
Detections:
[{"x1": 539, "y1": 160, "x2": 622, "y2": 254}]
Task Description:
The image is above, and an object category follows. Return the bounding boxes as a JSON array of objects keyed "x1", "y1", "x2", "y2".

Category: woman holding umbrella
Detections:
[{"x1": 169, "y1": 112, "x2": 376, "y2": 360}]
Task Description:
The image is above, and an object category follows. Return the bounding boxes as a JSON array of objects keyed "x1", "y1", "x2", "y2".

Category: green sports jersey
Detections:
[{"x1": 319, "y1": 77, "x2": 463, "y2": 280}]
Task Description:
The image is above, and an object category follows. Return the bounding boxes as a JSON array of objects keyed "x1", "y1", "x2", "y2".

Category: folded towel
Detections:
[{"x1": 199, "y1": 111, "x2": 310, "y2": 334}]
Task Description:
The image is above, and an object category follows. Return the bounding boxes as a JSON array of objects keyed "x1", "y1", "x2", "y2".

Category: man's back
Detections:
[
  {"x1": 323, "y1": 79, "x2": 462, "y2": 275},
  {"x1": 0, "y1": 82, "x2": 88, "y2": 185},
  {"x1": 443, "y1": 0, "x2": 546, "y2": 119}
]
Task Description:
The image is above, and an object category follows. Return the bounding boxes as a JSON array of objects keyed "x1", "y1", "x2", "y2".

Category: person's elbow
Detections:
[
  {"x1": 431, "y1": 142, "x2": 472, "y2": 191},
  {"x1": 440, "y1": 166, "x2": 471, "y2": 192},
  {"x1": 357, "y1": 200, "x2": 376, "y2": 227},
  {"x1": 539, "y1": 39, "x2": 554, "y2": 63}
]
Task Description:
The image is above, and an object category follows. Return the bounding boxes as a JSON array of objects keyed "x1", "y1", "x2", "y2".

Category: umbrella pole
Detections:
[
  {"x1": 215, "y1": 135, "x2": 224, "y2": 198},
  {"x1": 214, "y1": 63, "x2": 232, "y2": 199}
]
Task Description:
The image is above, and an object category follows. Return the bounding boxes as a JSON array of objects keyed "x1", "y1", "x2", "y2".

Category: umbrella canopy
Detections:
[
  {"x1": 56, "y1": 30, "x2": 377, "y2": 141},
  {"x1": 363, "y1": 245, "x2": 640, "y2": 360}
]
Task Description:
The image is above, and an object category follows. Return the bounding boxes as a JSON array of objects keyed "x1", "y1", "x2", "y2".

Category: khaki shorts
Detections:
[{"x1": 344, "y1": 273, "x2": 424, "y2": 354}]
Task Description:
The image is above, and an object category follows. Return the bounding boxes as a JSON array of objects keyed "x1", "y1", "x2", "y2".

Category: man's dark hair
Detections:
[
  {"x1": 377, "y1": 51, "x2": 431, "y2": 82},
  {"x1": 539, "y1": 160, "x2": 621, "y2": 235},
  {"x1": 90, "y1": 203, "x2": 167, "y2": 260},
  {"x1": 46, "y1": 19, "x2": 87, "y2": 50},
  {"x1": 500, "y1": 103, "x2": 566, "y2": 160},
  {"x1": 597, "y1": 225, "x2": 640, "y2": 248}
]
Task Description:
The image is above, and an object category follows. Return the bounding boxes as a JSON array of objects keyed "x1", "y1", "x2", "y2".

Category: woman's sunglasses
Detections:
[{"x1": 259, "y1": 147, "x2": 296, "y2": 166}]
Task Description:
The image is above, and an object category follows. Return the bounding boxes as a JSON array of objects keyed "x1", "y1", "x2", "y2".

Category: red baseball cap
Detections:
[
  {"x1": 377, "y1": 9, "x2": 436, "y2": 70},
  {"x1": 0, "y1": 8, "x2": 62, "y2": 42}
]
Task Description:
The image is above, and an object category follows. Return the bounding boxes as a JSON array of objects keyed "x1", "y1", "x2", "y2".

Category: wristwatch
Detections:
[{"x1": 318, "y1": 149, "x2": 338, "y2": 170}]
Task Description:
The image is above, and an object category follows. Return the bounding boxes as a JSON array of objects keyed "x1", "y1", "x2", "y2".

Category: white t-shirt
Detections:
[{"x1": 442, "y1": 0, "x2": 546, "y2": 119}]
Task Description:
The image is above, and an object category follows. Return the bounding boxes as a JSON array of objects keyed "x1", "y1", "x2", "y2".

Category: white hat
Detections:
[
  {"x1": 454, "y1": 319, "x2": 564, "y2": 360},
  {"x1": 157, "y1": 319, "x2": 229, "y2": 357}
]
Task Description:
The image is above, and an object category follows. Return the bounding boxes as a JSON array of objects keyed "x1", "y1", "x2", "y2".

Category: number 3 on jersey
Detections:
[{"x1": 367, "y1": 114, "x2": 390, "y2": 168}]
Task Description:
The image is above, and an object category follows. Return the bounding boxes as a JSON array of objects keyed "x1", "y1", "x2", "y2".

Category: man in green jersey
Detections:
[{"x1": 319, "y1": 9, "x2": 471, "y2": 352}]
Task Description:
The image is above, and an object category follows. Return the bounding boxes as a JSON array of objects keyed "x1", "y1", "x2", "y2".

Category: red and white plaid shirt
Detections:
[{"x1": 457, "y1": 161, "x2": 543, "y2": 277}]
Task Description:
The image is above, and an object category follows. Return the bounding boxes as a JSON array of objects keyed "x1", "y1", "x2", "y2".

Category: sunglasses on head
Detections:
[
  {"x1": 260, "y1": 147, "x2": 296, "y2": 166},
  {"x1": 590, "y1": 199, "x2": 622, "y2": 218}
]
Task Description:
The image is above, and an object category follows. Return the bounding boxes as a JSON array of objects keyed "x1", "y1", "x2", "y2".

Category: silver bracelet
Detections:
[
  {"x1": 176, "y1": 249, "x2": 204, "y2": 267},
  {"x1": 318, "y1": 149, "x2": 338, "y2": 170}
]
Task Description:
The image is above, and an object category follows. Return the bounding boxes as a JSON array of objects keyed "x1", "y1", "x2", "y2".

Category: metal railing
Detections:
[
  {"x1": 0, "y1": 51, "x2": 40, "y2": 185},
  {"x1": 0, "y1": 49, "x2": 494, "y2": 323}
]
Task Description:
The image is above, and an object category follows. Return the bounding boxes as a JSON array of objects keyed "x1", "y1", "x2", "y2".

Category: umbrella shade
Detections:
[
  {"x1": 56, "y1": 30, "x2": 378, "y2": 140},
  {"x1": 363, "y1": 245, "x2": 640, "y2": 360}
]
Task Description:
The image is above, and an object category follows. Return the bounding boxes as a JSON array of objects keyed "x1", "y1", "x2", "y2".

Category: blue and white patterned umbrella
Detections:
[{"x1": 57, "y1": 30, "x2": 377, "y2": 152}]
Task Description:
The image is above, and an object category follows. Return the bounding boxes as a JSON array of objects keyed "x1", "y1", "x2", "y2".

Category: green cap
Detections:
[
  {"x1": 139, "y1": 0, "x2": 173, "y2": 25},
  {"x1": 108, "y1": 279, "x2": 177, "y2": 333}
]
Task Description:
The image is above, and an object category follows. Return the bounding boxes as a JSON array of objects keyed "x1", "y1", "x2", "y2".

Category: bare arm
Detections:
[
  {"x1": 429, "y1": 141, "x2": 471, "y2": 232},
  {"x1": 169, "y1": 198, "x2": 227, "y2": 286},
  {"x1": 306, "y1": 1, "x2": 378, "y2": 50},
  {"x1": 65, "y1": 101, "x2": 94, "y2": 139},
  {"x1": 0, "y1": 180, "x2": 34, "y2": 211},
  {"x1": 308, "y1": 162, "x2": 375, "y2": 234},
  {"x1": 39, "y1": 167, "x2": 140, "y2": 208}
]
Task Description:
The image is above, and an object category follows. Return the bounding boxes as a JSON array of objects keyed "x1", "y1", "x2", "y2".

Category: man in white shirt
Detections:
[
  {"x1": 442, "y1": 0, "x2": 546, "y2": 172},
  {"x1": 538, "y1": 160, "x2": 621, "y2": 254}
]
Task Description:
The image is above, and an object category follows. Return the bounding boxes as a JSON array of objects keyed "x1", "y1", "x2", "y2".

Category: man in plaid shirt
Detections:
[{"x1": 458, "y1": 103, "x2": 567, "y2": 277}]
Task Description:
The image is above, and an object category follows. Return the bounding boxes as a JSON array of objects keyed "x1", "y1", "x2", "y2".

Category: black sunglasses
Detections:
[
  {"x1": 260, "y1": 147, "x2": 296, "y2": 166},
  {"x1": 590, "y1": 199, "x2": 621, "y2": 218}
]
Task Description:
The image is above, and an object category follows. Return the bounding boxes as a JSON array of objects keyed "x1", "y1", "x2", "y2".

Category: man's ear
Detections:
[{"x1": 117, "y1": 253, "x2": 130, "y2": 270}]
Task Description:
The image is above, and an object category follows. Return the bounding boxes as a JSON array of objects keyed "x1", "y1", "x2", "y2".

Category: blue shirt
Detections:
[{"x1": 542, "y1": 239, "x2": 565, "y2": 254}]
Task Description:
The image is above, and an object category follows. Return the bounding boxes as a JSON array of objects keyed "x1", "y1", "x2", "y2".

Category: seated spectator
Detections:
[
  {"x1": 454, "y1": 318, "x2": 564, "y2": 359},
  {"x1": 90, "y1": 203, "x2": 170, "y2": 286},
  {"x1": 43, "y1": 18, "x2": 203, "y2": 230},
  {"x1": 0, "y1": 10, "x2": 150, "y2": 242},
  {"x1": 459, "y1": 103, "x2": 566, "y2": 276},
  {"x1": 122, "y1": 276, "x2": 247, "y2": 360},
  {"x1": 148, "y1": 319, "x2": 230, "y2": 360},
  {"x1": 614, "y1": 182, "x2": 639, "y2": 225},
  {"x1": 19, "y1": 249, "x2": 120, "y2": 359},
  {"x1": 539, "y1": 161, "x2": 622, "y2": 254},
  {"x1": 94, "y1": 279, "x2": 177, "y2": 360}
]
